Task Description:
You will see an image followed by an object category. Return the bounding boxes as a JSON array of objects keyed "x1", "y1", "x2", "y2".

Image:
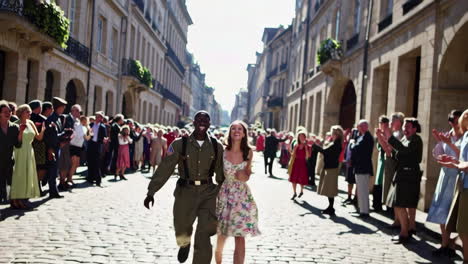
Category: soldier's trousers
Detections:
[{"x1": 173, "y1": 182, "x2": 219, "y2": 264}]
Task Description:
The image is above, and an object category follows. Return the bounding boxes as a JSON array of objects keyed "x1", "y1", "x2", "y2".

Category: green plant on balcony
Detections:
[
  {"x1": 130, "y1": 59, "x2": 153, "y2": 88},
  {"x1": 317, "y1": 38, "x2": 342, "y2": 65},
  {"x1": 23, "y1": 0, "x2": 70, "y2": 48},
  {"x1": 142, "y1": 67, "x2": 153, "y2": 88}
]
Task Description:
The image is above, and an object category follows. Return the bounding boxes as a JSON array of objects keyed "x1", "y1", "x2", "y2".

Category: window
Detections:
[
  {"x1": 386, "y1": 0, "x2": 394, "y2": 16},
  {"x1": 110, "y1": 28, "x2": 118, "y2": 61},
  {"x1": 97, "y1": 16, "x2": 107, "y2": 54},
  {"x1": 69, "y1": 0, "x2": 76, "y2": 36},
  {"x1": 335, "y1": 10, "x2": 341, "y2": 40},
  {"x1": 354, "y1": 0, "x2": 361, "y2": 34}
]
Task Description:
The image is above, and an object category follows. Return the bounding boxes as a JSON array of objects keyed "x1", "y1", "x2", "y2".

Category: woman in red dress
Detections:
[
  {"x1": 255, "y1": 131, "x2": 265, "y2": 152},
  {"x1": 288, "y1": 129, "x2": 310, "y2": 199}
]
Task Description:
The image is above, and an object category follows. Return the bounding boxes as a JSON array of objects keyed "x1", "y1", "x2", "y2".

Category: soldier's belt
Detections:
[{"x1": 177, "y1": 178, "x2": 212, "y2": 186}]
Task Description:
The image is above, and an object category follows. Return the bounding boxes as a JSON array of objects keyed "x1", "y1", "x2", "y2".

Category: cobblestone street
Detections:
[{"x1": 0, "y1": 152, "x2": 464, "y2": 264}]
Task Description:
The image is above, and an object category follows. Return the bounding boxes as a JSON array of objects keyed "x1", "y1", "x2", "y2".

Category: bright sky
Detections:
[{"x1": 186, "y1": 0, "x2": 295, "y2": 114}]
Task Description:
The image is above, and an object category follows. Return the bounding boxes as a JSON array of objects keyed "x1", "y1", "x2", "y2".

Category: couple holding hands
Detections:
[{"x1": 144, "y1": 111, "x2": 260, "y2": 264}]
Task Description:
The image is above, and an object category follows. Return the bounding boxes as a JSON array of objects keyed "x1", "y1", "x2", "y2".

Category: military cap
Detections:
[
  {"x1": 28, "y1": 100, "x2": 42, "y2": 110},
  {"x1": 52, "y1": 97, "x2": 67, "y2": 108}
]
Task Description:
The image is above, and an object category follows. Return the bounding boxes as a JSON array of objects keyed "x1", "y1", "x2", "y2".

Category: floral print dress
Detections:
[{"x1": 216, "y1": 154, "x2": 260, "y2": 237}]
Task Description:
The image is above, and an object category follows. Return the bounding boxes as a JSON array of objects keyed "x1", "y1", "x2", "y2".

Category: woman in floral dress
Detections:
[{"x1": 215, "y1": 120, "x2": 260, "y2": 264}]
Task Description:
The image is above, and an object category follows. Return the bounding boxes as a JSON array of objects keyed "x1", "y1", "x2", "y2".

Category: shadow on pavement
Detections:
[
  {"x1": 267, "y1": 175, "x2": 287, "y2": 181},
  {"x1": 0, "y1": 197, "x2": 48, "y2": 221},
  {"x1": 293, "y1": 200, "x2": 326, "y2": 219}
]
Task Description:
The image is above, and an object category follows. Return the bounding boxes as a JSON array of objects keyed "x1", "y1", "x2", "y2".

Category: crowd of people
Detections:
[
  {"x1": 0, "y1": 97, "x2": 194, "y2": 209},
  {"x1": 251, "y1": 109, "x2": 468, "y2": 262},
  {"x1": 1, "y1": 95, "x2": 467, "y2": 263}
]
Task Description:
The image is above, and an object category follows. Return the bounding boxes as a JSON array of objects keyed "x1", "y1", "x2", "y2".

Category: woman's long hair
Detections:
[{"x1": 225, "y1": 120, "x2": 251, "y2": 161}]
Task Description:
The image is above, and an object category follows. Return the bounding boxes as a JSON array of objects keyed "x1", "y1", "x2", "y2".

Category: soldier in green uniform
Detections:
[{"x1": 144, "y1": 111, "x2": 225, "y2": 263}]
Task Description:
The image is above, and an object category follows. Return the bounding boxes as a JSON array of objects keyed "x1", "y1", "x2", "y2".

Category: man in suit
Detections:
[
  {"x1": 264, "y1": 129, "x2": 286, "y2": 177},
  {"x1": 351, "y1": 120, "x2": 375, "y2": 217},
  {"x1": 109, "y1": 114, "x2": 124, "y2": 174},
  {"x1": 88, "y1": 111, "x2": 107, "y2": 187},
  {"x1": 44, "y1": 97, "x2": 68, "y2": 199}
]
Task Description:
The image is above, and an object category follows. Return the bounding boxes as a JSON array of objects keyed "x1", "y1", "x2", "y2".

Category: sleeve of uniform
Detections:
[
  {"x1": 215, "y1": 142, "x2": 225, "y2": 185},
  {"x1": 147, "y1": 140, "x2": 181, "y2": 197}
]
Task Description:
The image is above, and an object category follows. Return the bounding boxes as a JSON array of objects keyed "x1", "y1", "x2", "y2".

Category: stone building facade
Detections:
[
  {"x1": 0, "y1": 0, "x2": 193, "y2": 127},
  {"x1": 283, "y1": 0, "x2": 468, "y2": 210},
  {"x1": 231, "y1": 89, "x2": 248, "y2": 123}
]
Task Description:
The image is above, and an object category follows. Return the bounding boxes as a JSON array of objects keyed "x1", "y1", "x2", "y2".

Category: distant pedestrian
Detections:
[
  {"x1": 288, "y1": 129, "x2": 310, "y2": 199},
  {"x1": 69, "y1": 116, "x2": 91, "y2": 185},
  {"x1": 427, "y1": 110, "x2": 463, "y2": 257},
  {"x1": 350, "y1": 120, "x2": 374, "y2": 217},
  {"x1": 343, "y1": 129, "x2": 358, "y2": 205},
  {"x1": 256, "y1": 130, "x2": 265, "y2": 152},
  {"x1": 150, "y1": 128, "x2": 167, "y2": 173},
  {"x1": 373, "y1": 115, "x2": 390, "y2": 212},
  {"x1": 437, "y1": 109, "x2": 468, "y2": 262},
  {"x1": 10, "y1": 104, "x2": 42, "y2": 209},
  {"x1": 87, "y1": 111, "x2": 107, "y2": 186},
  {"x1": 377, "y1": 118, "x2": 423, "y2": 244},
  {"x1": 313, "y1": 126, "x2": 344, "y2": 216},
  {"x1": 0, "y1": 101, "x2": 22, "y2": 203},
  {"x1": 116, "y1": 125, "x2": 132, "y2": 180},
  {"x1": 264, "y1": 130, "x2": 286, "y2": 177}
]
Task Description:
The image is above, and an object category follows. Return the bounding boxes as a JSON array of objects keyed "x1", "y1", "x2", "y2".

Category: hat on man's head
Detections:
[
  {"x1": 52, "y1": 97, "x2": 67, "y2": 109},
  {"x1": 28, "y1": 100, "x2": 42, "y2": 111},
  {"x1": 95, "y1": 111, "x2": 105, "y2": 118}
]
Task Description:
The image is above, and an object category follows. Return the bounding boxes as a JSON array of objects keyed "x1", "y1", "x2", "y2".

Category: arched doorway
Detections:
[
  {"x1": 105, "y1": 91, "x2": 114, "y2": 116},
  {"x1": 45, "y1": 70, "x2": 57, "y2": 102},
  {"x1": 65, "y1": 80, "x2": 77, "y2": 113},
  {"x1": 338, "y1": 81, "x2": 357, "y2": 130},
  {"x1": 122, "y1": 91, "x2": 134, "y2": 118},
  {"x1": 65, "y1": 79, "x2": 86, "y2": 113}
]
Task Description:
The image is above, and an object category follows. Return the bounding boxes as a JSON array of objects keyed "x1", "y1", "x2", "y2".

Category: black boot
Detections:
[{"x1": 177, "y1": 245, "x2": 190, "y2": 263}]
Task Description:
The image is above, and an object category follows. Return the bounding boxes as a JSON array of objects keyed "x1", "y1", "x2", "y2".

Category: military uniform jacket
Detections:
[{"x1": 147, "y1": 133, "x2": 225, "y2": 197}]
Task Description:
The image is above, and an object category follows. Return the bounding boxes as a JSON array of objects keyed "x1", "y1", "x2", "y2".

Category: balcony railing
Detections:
[
  {"x1": 63, "y1": 37, "x2": 90, "y2": 66},
  {"x1": 346, "y1": 33, "x2": 359, "y2": 51},
  {"x1": 267, "y1": 97, "x2": 283, "y2": 108},
  {"x1": 268, "y1": 68, "x2": 278, "y2": 79},
  {"x1": 152, "y1": 20, "x2": 160, "y2": 33},
  {"x1": 133, "y1": 0, "x2": 144, "y2": 13},
  {"x1": 145, "y1": 11, "x2": 151, "y2": 23},
  {"x1": 166, "y1": 42, "x2": 185, "y2": 74},
  {"x1": 279, "y1": 63, "x2": 288, "y2": 72},
  {"x1": 378, "y1": 14, "x2": 393, "y2": 32},
  {"x1": 122, "y1": 58, "x2": 144, "y2": 83},
  {"x1": 0, "y1": 0, "x2": 23, "y2": 15},
  {"x1": 402, "y1": 0, "x2": 422, "y2": 15},
  {"x1": 161, "y1": 86, "x2": 182, "y2": 106}
]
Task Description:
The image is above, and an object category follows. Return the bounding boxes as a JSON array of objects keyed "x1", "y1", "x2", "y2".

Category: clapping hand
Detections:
[
  {"x1": 438, "y1": 132, "x2": 451, "y2": 145},
  {"x1": 436, "y1": 154, "x2": 459, "y2": 169},
  {"x1": 432, "y1": 129, "x2": 441, "y2": 142}
]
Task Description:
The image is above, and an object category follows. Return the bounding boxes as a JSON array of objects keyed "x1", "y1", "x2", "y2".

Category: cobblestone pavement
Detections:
[{"x1": 0, "y1": 152, "x2": 464, "y2": 264}]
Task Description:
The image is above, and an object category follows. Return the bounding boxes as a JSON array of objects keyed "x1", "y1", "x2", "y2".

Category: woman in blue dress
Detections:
[{"x1": 427, "y1": 110, "x2": 463, "y2": 257}]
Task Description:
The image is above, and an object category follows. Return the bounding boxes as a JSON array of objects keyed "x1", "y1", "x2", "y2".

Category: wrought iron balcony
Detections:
[
  {"x1": 402, "y1": 0, "x2": 422, "y2": 15},
  {"x1": 279, "y1": 63, "x2": 288, "y2": 72},
  {"x1": 346, "y1": 33, "x2": 359, "y2": 51},
  {"x1": 166, "y1": 42, "x2": 185, "y2": 74},
  {"x1": 0, "y1": 0, "x2": 62, "y2": 49},
  {"x1": 122, "y1": 58, "x2": 144, "y2": 83},
  {"x1": 161, "y1": 86, "x2": 182, "y2": 106},
  {"x1": 133, "y1": 0, "x2": 144, "y2": 13},
  {"x1": 378, "y1": 14, "x2": 393, "y2": 32},
  {"x1": 268, "y1": 68, "x2": 278, "y2": 79},
  {"x1": 63, "y1": 37, "x2": 90, "y2": 66},
  {"x1": 145, "y1": 11, "x2": 151, "y2": 23},
  {"x1": 152, "y1": 21, "x2": 160, "y2": 33},
  {"x1": 267, "y1": 97, "x2": 283, "y2": 108},
  {"x1": 0, "y1": 0, "x2": 23, "y2": 15}
]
